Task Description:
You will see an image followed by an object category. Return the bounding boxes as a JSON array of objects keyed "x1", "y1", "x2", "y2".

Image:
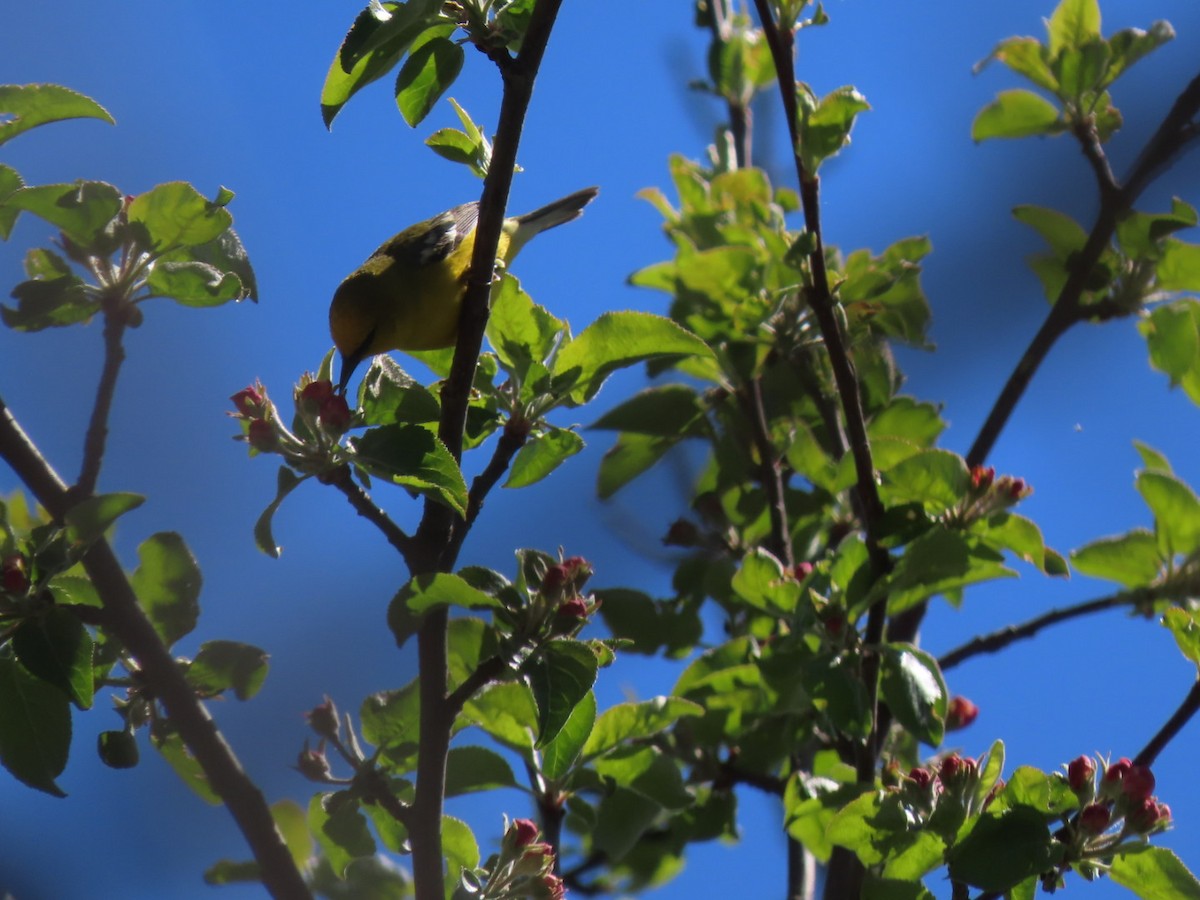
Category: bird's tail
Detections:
[{"x1": 507, "y1": 186, "x2": 599, "y2": 258}]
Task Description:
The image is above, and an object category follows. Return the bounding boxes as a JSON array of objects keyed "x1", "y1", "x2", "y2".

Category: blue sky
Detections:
[{"x1": 2, "y1": 2, "x2": 1200, "y2": 898}]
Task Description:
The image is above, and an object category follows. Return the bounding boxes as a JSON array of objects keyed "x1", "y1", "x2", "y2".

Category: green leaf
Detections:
[
  {"x1": 881, "y1": 449, "x2": 968, "y2": 514},
  {"x1": 590, "y1": 385, "x2": 709, "y2": 437},
  {"x1": 400, "y1": 572, "x2": 503, "y2": 618},
  {"x1": 203, "y1": 860, "x2": 262, "y2": 885},
  {"x1": 2, "y1": 273, "x2": 96, "y2": 331},
  {"x1": 308, "y1": 792, "x2": 375, "y2": 878},
  {"x1": 395, "y1": 33, "x2": 463, "y2": 127},
  {"x1": 947, "y1": 807, "x2": 1059, "y2": 891},
  {"x1": 0, "y1": 654, "x2": 70, "y2": 796},
  {"x1": 63, "y1": 492, "x2": 144, "y2": 544},
  {"x1": 1106, "y1": 22, "x2": 1175, "y2": 86},
  {"x1": 1140, "y1": 301, "x2": 1200, "y2": 394},
  {"x1": 594, "y1": 745, "x2": 691, "y2": 809},
  {"x1": 879, "y1": 643, "x2": 947, "y2": 746},
  {"x1": 0, "y1": 164, "x2": 25, "y2": 238},
  {"x1": 582, "y1": 696, "x2": 703, "y2": 759},
  {"x1": 887, "y1": 527, "x2": 1015, "y2": 613},
  {"x1": 11, "y1": 608, "x2": 94, "y2": 709},
  {"x1": 504, "y1": 427, "x2": 583, "y2": 489},
  {"x1": 1071, "y1": 529, "x2": 1161, "y2": 587},
  {"x1": 154, "y1": 729, "x2": 220, "y2": 804},
  {"x1": 128, "y1": 182, "x2": 231, "y2": 255},
  {"x1": 795, "y1": 83, "x2": 871, "y2": 172},
  {"x1": 1138, "y1": 470, "x2": 1200, "y2": 558},
  {"x1": 441, "y1": 814, "x2": 479, "y2": 880},
  {"x1": 596, "y1": 431, "x2": 680, "y2": 499},
  {"x1": 185, "y1": 641, "x2": 269, "y2": 701},
  {"x1": 320, "y1": 0, "x2": 445, "y2": 128},
  {"x1": 444, "y1": 745, "x2": 518, "y2": 796},
  {"x1": 486, "y1": 274, "x2": 564, "y2": 374},
  {"x1": 527, "y1": 639, "x2": 598, "y2": 748},
  {"x1": 977, "y1": 38, "x2": 1059, "y2": 93},
  {"x1": 540, "y1": 688, "x2": 596, "y2": 781},
  {"x1": 972, "y1": 90, "x2": 1062, "y2": 141},
  {"x1": 1047, "y1": 0, "x2": 1102, "y2": 57},
  {"x1": 254, "y1": 467, "x2": 306, "y2": 558},
  {"x1": 0, "y1": 83, "x2": 114, "y2": 148},
  {"x1": 1163, "y1": 607, "x2": 1200, "y2": 669},
  {"x1": 1134, "y1": 440, "x2": 1174, "y2": 473},
  {"x1": 1110, "y1": 845, "x2": 1200, "y2": 899},
  {"x1": 272, "y1": 799, "x2": 313, "y2": 871},
  {"x1": 130, "y1": 532, "x2": 202, "y2": 648},
  {"x1": 146, "y1": 259, "x2": 244, "y2": 307},
  {"x1": 592, "y1": 786, "x2": 662, "y2": 861},
  {"x1": 1014, "y1": 205, "x2": 1087, "y2": 258},
  {"x1": 460, "y1": 681, "x2": 538, "y2": 751},
  {"x1": 731, "y1": 547, "x2": 801, "y2": 614},
  {"x1": 862, "y1": 875, "x2": 936, "y2": 900},
  {"x1": 361, "y1": 680, "x2": 421, "y2": 756},
  {"x1": 97, "y1": 729, "x2": 139, "y2": 769},
  {"x1": 351, "y1": 424, "x2": 468, "y2": 515},
  {"x1": 3, "y1": 181, "x2": 122, "y2": 246},
  {"x1": 551, "y1": 311, "x2": 714, "y2": 405}
]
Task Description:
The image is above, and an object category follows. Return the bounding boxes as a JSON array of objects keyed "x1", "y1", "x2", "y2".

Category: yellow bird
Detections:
[{"x1": 329, "y1": 186, "x2": 599, "y2": 392}]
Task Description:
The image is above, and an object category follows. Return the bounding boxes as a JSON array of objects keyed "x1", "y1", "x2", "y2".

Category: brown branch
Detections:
[
  {"x1": 76, "y1": 300, "x2": 127, "y2": 497},
  {"x1": 326, "y1": 465, "x2": 415, "y2": 562},
  {"x1": 1135, "y1": 678, "x2": 1200, "y2": 768},
  {"x1": 939, "y1": 594, "x2": 1129, "y2": 671},
  {"x1": 0, "y1": 395, "x2": 310, "y2": 899},
  {"x1": 407, "y1": 5, "x2": 565, "y2": 898},
  {"x1": 739, "y1": 381, "x2": 794, "y2": 568}
]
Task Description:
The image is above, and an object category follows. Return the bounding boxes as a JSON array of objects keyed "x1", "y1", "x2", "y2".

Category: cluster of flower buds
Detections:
[
  {"x1": 294, "y1": 696, "x2": 359, "y2": 785},
  {"x1": 1070, "y1": 755, "x2": 1170, "y2": 836},
  {"x1": 893, "y1": 752, "x2": 998, "y2": 830},
  {"x1": 947, "y1": 465, "x2": 1033, "y2": 525},
  {"x1": 471, "y1": 817, "x2": 565, "y2": 899},
  {"x1": 1044, "y1": 754, "x2": 1172, "y2": 889},
  {"x1": 540, "y1": 556, "x2": 599, "y2": 637},
  {"x1": 230, "y1": 378, "x2": 353, "y2": 473}
]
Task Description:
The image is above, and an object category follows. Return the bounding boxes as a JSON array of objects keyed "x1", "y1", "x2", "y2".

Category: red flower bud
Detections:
[
  {"x1": 1101, "y1": 757, "x2": 1132, "y2": 798},
  {"x1": 557, "y1": 597, "x2": 590, "y2": 619},
  {"x1": 970, "y1": 465, "x2": 995, "y2": 490},
  {"x1": 1079, "y1": 803, "x2": 1112, "y2": 835},
  {"x1": 247, "y1": 418, "x2": 276, "y2": 452},
  {"x1": 541, "y1": 564, "x2": 570, "y2": 595},
  {"x1": 1067, "y1": 755, "x2": 1096, "y2": 794},
  {"x1": 821, "y1": 611, "x2": 845, "y2": 637},
  {"x1": 940, "y1": 754, "x2": 976, "y2": 785},
  {"x1": 295, "y1": 740, "x2": 332, "y2": 782},
  {"x1": 318, "y1": 394, "x2": 352, "y2": 432},
  {"x1": 230, "y1": 385, "x2": 266, "y2": 418},
  {"x1": 2, "y1": 553, "x2": 30, "y2": 594},
  {"x1": 908, "y1": 767, "x2": 933, "y2": 789},
  {"x1": 1126, "y1": 796, "x2": 1169, "y2": 833},
  {"x1": 794, "y1": 561, "x2": 814, "y2": 579},
  {"x1": 300, "y1": 379, "x2": 335, "y2": 406},
  {"x1": 305, "y1": 696, "x2": 340, "y2": 740},
  {"x1": 945, "y1": 696, "x2": 979, "y2": 731},
  {"x1": 1121, "y1": 764, "x2": 1155, "y2": 802},
  {"x1": 539, "y1": 873, "x2": 566, "y2": 900},
  {"x1": 511, "y1": 817, "x2": 540, "y2": 848}
]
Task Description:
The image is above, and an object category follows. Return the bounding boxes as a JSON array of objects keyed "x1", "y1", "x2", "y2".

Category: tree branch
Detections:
[
  {"x1": 939, "y1": 594, "x2": 1130, "y2": 671},
  {"x1": 1135, "y1": 678, "x2": 1200, "y2": 768},
  {"x1": 0, "y1": 395, "x2": 311, "y2": 900},
  {"x1": 327, "y1": 465, "x2": 415, "y2": 562},
  {"x1": 76, "y1": 300, "x2": 127, "y2": 497}
]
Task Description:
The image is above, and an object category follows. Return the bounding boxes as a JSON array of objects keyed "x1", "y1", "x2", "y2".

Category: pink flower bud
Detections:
[
  {"x1": 539, "y1": 873, "x2": 566, "y2": 900},
  {"x1": 970, "y1": 465, "x2": 995, "y2": 491},
  {"x1": 908, "y1": 767, "x2": 933, "y2": 789},
  {"x1": 230, "y1": 385, "x2": 266, "y2": 418},
  {"x1": 1068, "y1": 755, "x2": 1096, "y2": 794},
  {"x1": 295, "y1": 740, "x2": 332, "y2": 782},
  {"x1": 2, "y1": 553, "x2": 29, "y2": 594},
  {"x1": 945, "y1": 696, "x2": 979, "y2": 731},
  {"x1": 557, "y1": 597, "x2": 590, "y2": 619},
  {"x1": 318, "y1": 394, "x2": 352, "y2": 432},
  {"x1": 1100, "y1": 757, "x2": 1132, "y2": 799},
  {"x1": 542, "y1": 564, "x2": 570, "y2": 595},
  {"x1": 247, "y1": 418, "x2": 276, "y2": 452},
  {"x1": 300, "y1": 379, "x2": 335, "y2": 407},
  {"x1": 305, "y1": 696, "x2": 340, "y2": 740},
  {"x1": 1125, "y1": 796, "x2": 1169, "y2": 833},
  {"x1": 1079, "y1": 803, "x2": 1112, "y2": 835},
  {"x1": 940, "y1": 754, "x2": 976, "y2": 785},
  {"x1": 511, "y1": 818, "x2": 540, "y2": 848},
  {"x1": 794, "y1": 561, "x2": 814, "y2": 579},
  {"x1": 1121, "y1": 764, "x2": 1155, "y2": 802}
]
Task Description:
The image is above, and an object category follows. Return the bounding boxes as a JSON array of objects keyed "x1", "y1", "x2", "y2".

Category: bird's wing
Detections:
[{"x1": 373, "y1": 201, "x2": 481, "y2": 268}]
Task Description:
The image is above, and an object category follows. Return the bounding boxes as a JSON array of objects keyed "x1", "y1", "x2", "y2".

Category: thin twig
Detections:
[
  {"x1": 739, "y1": 382, "x2": 795, "y2": 568},
  {"x1": 939, "y1": 594, "x2": 1129, "y2": 671},
  {"x1": 76, "y1": 300, "x2": 127, "y2": 497},
  {"x1": 0, "y1": 395, "x2": 311, "y2": 899},
  {"x1": 1135, "y1": 678, "x2": 1200, "y2": 768},
  {"x1": 327, "y1": 465, "x2": 415, "y2": 561}
]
